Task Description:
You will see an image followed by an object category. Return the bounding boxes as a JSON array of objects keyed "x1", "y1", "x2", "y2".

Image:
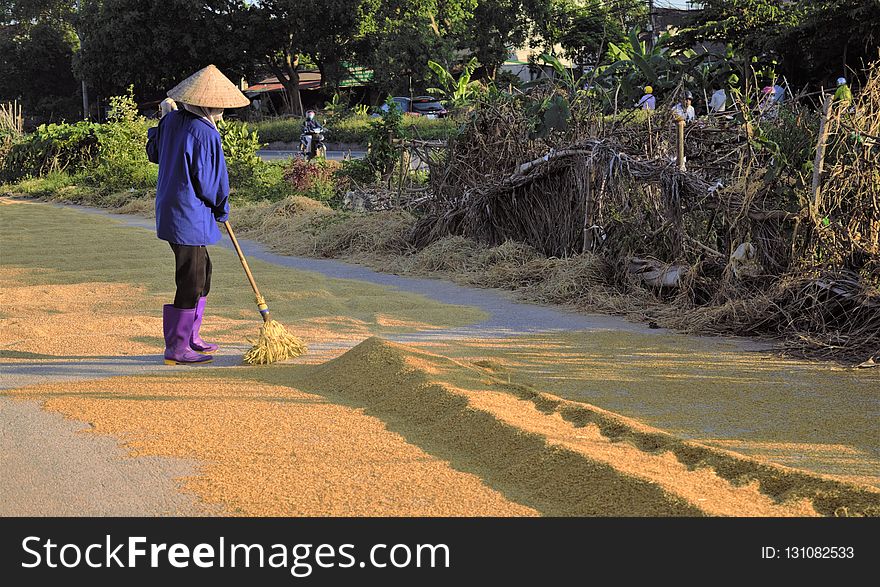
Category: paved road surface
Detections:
[
  {"x1": 0, "y1": 398, "x2": 203, "y2": 515},
  {"x1": 258, "y1": 149, "x2": 366, "y2": 162}
]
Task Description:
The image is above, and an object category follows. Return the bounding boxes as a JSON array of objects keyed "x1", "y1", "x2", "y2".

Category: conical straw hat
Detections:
[{"x1": 167, "y1": 64, "x2": 250, "y2": 109}]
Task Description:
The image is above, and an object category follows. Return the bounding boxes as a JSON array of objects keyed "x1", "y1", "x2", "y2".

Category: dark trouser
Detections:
[{"x1": 170, "y1": 243, "x2": 212, "y2": 309}]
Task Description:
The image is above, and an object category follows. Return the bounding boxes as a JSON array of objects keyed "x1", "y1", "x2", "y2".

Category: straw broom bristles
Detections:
[
  {"x1": 243, "y1": 319, "x2": 308, "y2": 365},
  {"x1": 223, "y1": 220, "x2": 308, "y2": 365}
]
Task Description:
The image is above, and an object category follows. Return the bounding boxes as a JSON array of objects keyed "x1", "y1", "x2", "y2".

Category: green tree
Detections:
[
  {"x1": 677, "y1": 0, "x2": 801, "y2": 56},
  {"x1": 75, "y1": 1, "x2": 253, "y2": 103},
  {"x1": 356, "y1": 0, "x2": 475, "y2": 95},
  {"x1": 525, "y1": 0, "x2": 623, "y2": 65},
  {"x1": 605, "y1": 0, "x2": 646, "y2": 32},
  {"x1": 0, "y1": 0, "x2": 81, "y2": 120},
  {"x1": 678, "y1": 0, "x2": 880, "y2": 88},
  {"x1": 246, "y1": 0, "x2": 308, "y2": 115},
  {"x1": 557, "y1": 0, "x2": 623, "y2": 73},
  {"x1": 249, "y1": 0, "x2": 373, "y2": 113},
  {"x1": 463, "y1": 0, "x2": 531, "y2": 80},
  {"x1": 778, "y1": 0, "x2": 880, "y2": 87}
]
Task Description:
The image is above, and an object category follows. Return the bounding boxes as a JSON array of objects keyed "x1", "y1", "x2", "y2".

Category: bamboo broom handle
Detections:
[{"x1": 223, "y1": 220, "x2": 271, "y2": 322}]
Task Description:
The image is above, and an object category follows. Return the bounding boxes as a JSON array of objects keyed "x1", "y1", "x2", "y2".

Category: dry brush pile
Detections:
[{"x1": 402, "y1": 67, "x2": 880, "y2": 362}]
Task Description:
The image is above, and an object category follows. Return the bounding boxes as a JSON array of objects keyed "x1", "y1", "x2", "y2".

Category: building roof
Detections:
[{"x1": 244, "y1": 66, "x2": 374, "y2": 94}]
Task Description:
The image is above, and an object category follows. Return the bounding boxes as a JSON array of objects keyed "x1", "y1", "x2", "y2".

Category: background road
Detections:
[{"x1": 257, "y1": 149, "x2": 366, "y2": 162}]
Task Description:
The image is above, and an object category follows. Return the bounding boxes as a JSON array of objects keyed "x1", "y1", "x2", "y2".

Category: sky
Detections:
[{"x1": 653, "y1": 0, "x2": 699, "y2": 8}]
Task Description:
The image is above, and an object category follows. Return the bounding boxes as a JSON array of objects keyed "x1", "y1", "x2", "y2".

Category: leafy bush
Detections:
[
  {"x1": 2, "y1": 120, "x2": 101, "y2": 181},
  {"x1": 335, "y1": 158, "x2": 377, "y2": 186},
  {"x1": 230, "y1": 161, "x2": 297, "y2": 203},
  {"x1": 366, "y1": 100, "x2": 403, "y2": 175},
  {"x1": 218, "y1": 119, "x2": 263, "y2": 186},
  {"x1": 85, "y1": 87, "x2": 155, "y2": 191},
  {"x1": 1, "y1": 87, "x2": 157, "y2": 190},
  {"x1": 283, "y1": 158, "x2": 340, "y2": 201}
]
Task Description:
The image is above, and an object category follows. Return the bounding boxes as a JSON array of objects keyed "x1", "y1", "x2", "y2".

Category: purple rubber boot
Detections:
[
  {"x1": 163, "y1": 305, "x2": 212, "y2": 365},
  {"x1": 190, "y1": 296, "x2": 219, "y2": 354}
]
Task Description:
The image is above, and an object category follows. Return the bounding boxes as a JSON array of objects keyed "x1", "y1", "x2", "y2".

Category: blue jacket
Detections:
[{"x1": 154, "y1": 110, "x2": 230, "y2": 245}]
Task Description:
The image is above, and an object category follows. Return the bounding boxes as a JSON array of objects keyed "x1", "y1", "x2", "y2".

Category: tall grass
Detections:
[
  {"x1": 0, "y1": 101, "x2": 24, "y2": 166},
  {"x1": 0, "y1": 101, "x2": 23, "y2": 137}
]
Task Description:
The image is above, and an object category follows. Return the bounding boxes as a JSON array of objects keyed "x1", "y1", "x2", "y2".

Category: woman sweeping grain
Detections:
[{"x1": 154, "y1": 65, "x2": 250, "y2": 365}]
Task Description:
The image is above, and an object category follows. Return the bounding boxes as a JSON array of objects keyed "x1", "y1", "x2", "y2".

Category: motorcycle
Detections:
[{"x1": 300, "y1": 125, "x2": 327, "y2": 161}]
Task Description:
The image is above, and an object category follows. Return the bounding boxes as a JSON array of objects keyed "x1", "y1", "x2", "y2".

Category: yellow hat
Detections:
[
  {"x1": 167, "y1": 65, "x2": 250, "y2": 109},
  {"x1": 645, "y1": 86, "x2": 653, "y2": 94}
]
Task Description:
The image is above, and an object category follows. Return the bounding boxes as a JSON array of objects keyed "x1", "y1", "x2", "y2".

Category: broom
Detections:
[{"x1": 224, "y1": 220, "x2": 307, "y2": 365}]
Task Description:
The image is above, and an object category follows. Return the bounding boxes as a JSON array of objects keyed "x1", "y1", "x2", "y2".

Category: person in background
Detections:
[
  {"x1": 301, "y1": 109, "x2": 320, "y2": 134},
  {"x1": 834, "y1": 77, "x2": 853, "y2": 106},
  {"x1": 772, "y1": 83, "x2": 786, "y2": 104},
  {"x1": 250, "y1": 95, "x2": 263, "y2": 118},
  {"x1": 673, "y1": 90, "x2": 696, "y2": 123},
  {"x1": 638, "y1": 86, "x2": 656, "y2": 111},
  {"x1": 758, "y1": 86, "x2": 778, "y2": 119},
  {"x1": 300, "y1": 109, "x2": 324, "y2": 153},
  {"x1": 154, "y1": 64, "x2": 250, "y2": 365},
  {"x1": 709, "y1": 88, "x2": 727, "y2": 113}
]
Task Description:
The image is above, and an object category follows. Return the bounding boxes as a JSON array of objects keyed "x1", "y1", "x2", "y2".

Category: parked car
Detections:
[{"x1": 381, "y1": 96, "x2": 448, "y2": 118}]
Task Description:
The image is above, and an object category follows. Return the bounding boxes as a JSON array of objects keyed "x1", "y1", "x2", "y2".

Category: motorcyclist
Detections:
[{"x1": 300, "y1": 110, "x2": 324, "y2": 156}]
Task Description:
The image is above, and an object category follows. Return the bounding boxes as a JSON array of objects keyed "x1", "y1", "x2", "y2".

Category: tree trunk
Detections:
[
  {"x1": 485, "y1": 59, "x2": 500, "y2": 81},
  {"x1": 268, "y1": 52, "x2": 303, "y2": 116}
]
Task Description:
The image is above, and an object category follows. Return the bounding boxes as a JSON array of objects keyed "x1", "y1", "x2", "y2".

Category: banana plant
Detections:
[
  {"x1": 323, "y1": 92, "x2": 349, "y2": 117},
  {"x1": 427, "y1": 57, "x2": 484, "y2": 109},
  {"x1": 530, "y1": 53, "x2": 587, "y2": 98},
  {"x1": 517, "y1": 54, "x2": 580, "y2": 139},
  {"x1": 602, "y1": 28, "x2": 682, "y2": 99}
]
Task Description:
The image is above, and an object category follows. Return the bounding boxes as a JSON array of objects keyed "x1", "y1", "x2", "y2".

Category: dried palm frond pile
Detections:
[{"x1": 405, "y1": 63, "x2": 880, "y2": 361}]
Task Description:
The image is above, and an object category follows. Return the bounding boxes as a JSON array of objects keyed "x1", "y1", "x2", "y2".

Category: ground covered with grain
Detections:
[{"x1": 2, "y1": 199, "x2": 879, "y2": 517}]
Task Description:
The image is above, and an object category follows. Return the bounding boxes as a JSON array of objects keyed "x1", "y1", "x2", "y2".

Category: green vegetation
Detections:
[
  {"x1": 428, "y1": 57, "x2": 483, "y2": 109},
  {"x1": 676, "y1": 0, "x2": 879, "y2": 89},
  {"x1": 1, "y1": 85, "x2": 452, "y2": 207},
  {"x1": 249, "y1": 114, "x2": 458, "y2": 145},
  {"x1": 1, "y1": 88, "x2": 349, "y2": 206},
  {"x1": 0, "y1": 0, "x2": 81, "y2": 121},
  {"x1": 86, "y1": 89, "x2": 156, "y2": 192},
  {"x1": 3, "y1": 1, "x2": 878, "y2": 122}
]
